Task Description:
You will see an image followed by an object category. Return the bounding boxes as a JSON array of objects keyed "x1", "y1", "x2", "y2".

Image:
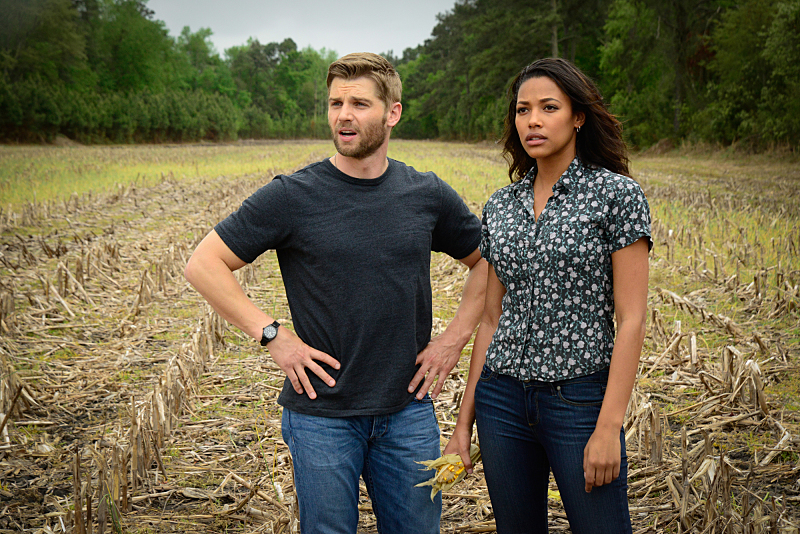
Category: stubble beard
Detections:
[{"x1": 332, "y1": 116, "x2": 389, "y2": 160}]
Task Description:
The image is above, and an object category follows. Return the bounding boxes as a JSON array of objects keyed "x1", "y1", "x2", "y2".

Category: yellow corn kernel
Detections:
[{"x1": 415, "y1": 444, "x2": 481, "y2": 501}]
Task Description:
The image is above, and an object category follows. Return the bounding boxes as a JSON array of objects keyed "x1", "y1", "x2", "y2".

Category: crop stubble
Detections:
[{"x1": 0, "y1": 141, "x2": 798, "y2": 533}]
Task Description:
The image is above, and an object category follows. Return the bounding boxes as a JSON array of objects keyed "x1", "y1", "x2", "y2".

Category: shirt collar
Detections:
[
  {"x1": 517, "y1": 157, "x2": 582, "y2": 196},
  {"x1": 556, "y1": 157, "x2": 583, "y2": 193},
  {"x1": 513, "y1": 158, "x2": 585, "y2": 219}
]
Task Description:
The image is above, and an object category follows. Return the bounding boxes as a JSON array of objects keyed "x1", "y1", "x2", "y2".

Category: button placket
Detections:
[{"x1": 521, "y1": 201, "x2": 542, "y2": 362}]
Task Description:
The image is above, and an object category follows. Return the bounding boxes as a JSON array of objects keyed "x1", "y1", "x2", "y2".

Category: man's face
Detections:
[{"x1": 328, "y1": 76, "x2": 390, "y2": 159}]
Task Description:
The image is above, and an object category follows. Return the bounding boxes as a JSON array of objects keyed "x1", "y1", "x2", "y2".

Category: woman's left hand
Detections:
[
  {"x1": 582, "y1": 236, "x2": 650, "y2": 493},
  {"x1": 582, "y1": 425, "x2": 622, "y2": 493}
]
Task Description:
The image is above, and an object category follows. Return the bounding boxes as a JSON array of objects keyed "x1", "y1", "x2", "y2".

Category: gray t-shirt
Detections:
[{"x1": 215, "y1": 158, "x2": 481, "y2": 417}]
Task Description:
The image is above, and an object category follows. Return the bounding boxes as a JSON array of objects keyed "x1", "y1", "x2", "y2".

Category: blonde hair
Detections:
[{"x1": 327, "y1": 53, "x2": 402, "y2": 109}]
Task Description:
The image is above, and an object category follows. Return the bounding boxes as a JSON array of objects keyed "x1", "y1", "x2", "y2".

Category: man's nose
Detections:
[{"x1": 338, "y1": 103, "x2": 355, "y2": 121}]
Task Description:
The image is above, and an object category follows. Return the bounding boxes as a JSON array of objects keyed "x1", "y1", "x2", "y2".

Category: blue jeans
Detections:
[
  {"x1": 281, "y1": 398, "x2": 442, "y2": 534},
  {"x1": 474, "y1": 366, "x2": 632, "y2": 534}
]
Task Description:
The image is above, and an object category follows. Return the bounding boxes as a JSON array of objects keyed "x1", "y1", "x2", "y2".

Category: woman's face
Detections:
[{"x1": 514, "y1": 76, "x2": 584, "y2": 166}]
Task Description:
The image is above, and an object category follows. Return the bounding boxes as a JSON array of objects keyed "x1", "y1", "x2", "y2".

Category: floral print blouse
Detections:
[{"x1": 480, "y1": 158, "x2": 652, "y2": 381}]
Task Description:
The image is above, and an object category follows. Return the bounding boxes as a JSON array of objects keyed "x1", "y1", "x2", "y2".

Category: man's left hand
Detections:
[{"x1": 408, "y1": 333, "x2": 462, "y2": 400}]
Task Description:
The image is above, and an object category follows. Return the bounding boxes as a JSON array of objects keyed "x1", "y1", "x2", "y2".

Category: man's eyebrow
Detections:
[{"x1": 328, "y1": 96, "x2": 374, "y2": 105}]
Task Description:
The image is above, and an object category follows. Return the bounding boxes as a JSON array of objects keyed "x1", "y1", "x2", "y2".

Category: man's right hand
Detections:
[
  {"x1": 267, "y1": 327, "x2": 340, "y2": 399},
  {"x1": 184, "y1": 230, "x2": 339, "y2": 400}
]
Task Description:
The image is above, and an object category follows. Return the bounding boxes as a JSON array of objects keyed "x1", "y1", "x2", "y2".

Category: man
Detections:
[{"x1": 184, "y1": 52, "x2": 486, "y2": 533}]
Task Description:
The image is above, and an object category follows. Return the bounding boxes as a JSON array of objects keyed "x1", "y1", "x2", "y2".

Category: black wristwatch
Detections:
[{"x1": 260, "y1": 320, "x2": 281, "y2": 346}]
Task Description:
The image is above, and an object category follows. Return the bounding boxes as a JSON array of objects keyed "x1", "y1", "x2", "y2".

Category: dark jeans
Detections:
[{"x1": 474, "y1": 366, "x2": 632, "y2": 534}]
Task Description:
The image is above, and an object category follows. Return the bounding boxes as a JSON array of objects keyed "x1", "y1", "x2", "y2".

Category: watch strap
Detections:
[{"x1": 260, "y1": 320, "x2": 281, "y2": 346}]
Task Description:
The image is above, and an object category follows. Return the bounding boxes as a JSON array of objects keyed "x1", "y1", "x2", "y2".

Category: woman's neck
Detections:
[{"x1": 534, "y1": 151, "x2": 575, "y2": 189}]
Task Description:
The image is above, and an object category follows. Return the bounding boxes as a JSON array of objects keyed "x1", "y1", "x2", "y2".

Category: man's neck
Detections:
[{"x1": 332, "y1": 145, "x2": 390, "y2": 179}]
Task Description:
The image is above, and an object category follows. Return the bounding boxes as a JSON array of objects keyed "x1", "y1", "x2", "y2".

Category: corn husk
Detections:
[{"x1": 415, "y1": 444, "x2": 481, "y2": 501}]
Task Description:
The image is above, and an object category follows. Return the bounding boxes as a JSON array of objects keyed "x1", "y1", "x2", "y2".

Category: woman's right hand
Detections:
[
  {"x1": 444, "y1": 424, "x2": 475, "y2": 473},
  {"x1": 442, "y1": 264, "x2": 504, "y2": 475}
]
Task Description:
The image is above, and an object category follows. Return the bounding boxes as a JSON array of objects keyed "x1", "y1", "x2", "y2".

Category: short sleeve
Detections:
[
  {"x1": 606, "y1": 177, "x2": 653, "y2": 253},
  {"x1": 214, "y1": 177, "x2": 293, "y2": 263},
  {"x1": 479, "y1": 204, "x2": 492, "y2": 264},
  {"x1": 431, "y1": 177, "x2": 481, "y2": 259}
]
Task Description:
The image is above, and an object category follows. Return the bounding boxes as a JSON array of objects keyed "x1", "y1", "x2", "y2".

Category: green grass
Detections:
[
  {"x1": 389, "y1": 141, "x2": 509, "y2": 209},
  {"x1": 0, "y1": 140, "x2": 515, "y2": 214},
  {"x1": 0, "y1": 142, "x2": 331, "y2": 209}
]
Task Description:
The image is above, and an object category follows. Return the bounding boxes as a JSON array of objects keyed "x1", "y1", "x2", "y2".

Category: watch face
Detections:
[{"x1": 264, "y1": 325, "x2": 278, "y2": 340}]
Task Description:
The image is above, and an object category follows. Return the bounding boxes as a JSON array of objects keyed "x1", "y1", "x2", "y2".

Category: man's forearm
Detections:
[
  {"x1": 184, "y1": 232, "x2": 271, "y2": 341},
  {"x1": 186, "y1": 257, "x2": 270, "y2": 340},
  {"x1": 408, "y1": 255, "x2": 489, "y2": 399},
  {"x1": 441, "y1": 257, "x2": 488, "y2": 348}
]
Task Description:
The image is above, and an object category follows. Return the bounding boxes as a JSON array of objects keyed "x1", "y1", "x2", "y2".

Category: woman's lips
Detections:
[{"x1": 525, "y1": 133, "x2": 546, "y2": 146}]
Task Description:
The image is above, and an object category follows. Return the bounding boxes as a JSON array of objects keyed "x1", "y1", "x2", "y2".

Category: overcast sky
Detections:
[{"x1": 147, "y1": 0, "x2": 459, "y2": 58}]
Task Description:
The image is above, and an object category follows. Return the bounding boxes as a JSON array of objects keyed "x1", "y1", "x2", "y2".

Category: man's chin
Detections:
[
  {"x1": 334, "y1": 144, "x2": 361, "y2": 159},
  {"x1": 333, "y1": 141, "x2": 381, "y2": 160}
]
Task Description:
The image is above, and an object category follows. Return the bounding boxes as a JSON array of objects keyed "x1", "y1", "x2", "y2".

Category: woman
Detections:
[{"x1": 445, "y1": 58, "x2": 651, "y2": 533}]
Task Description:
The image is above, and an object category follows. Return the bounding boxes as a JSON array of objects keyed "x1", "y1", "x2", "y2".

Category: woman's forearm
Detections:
[
  {"x1": 597, "y1": 237, "x2": 650, "y2": 432},
  {"x1": 595, "y1": 318, "x2": 645, "y2": 432}
]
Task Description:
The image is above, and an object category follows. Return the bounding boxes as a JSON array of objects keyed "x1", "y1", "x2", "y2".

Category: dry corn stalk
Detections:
[{"x1": 416, "y1": 444, "x2": 481, "y2": 501}]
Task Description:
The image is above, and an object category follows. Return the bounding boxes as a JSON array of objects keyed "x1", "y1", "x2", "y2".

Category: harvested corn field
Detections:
[{"x1": 0, "y1": 141, "x2": 798, "y2": 533}]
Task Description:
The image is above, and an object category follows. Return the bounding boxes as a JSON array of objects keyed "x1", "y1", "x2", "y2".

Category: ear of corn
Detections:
[{"x1": 415, "y1": 444, "x2": 481, "y2": 501}]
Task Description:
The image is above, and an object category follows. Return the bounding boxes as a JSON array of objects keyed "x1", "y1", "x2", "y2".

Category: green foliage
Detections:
[
  {"x1": 689, "y1": 0, "x2": 800, "y2": 148},
  {"x1": 226, "y1": 40, "x2": 332, "y2": 138},
  {"x1": 0, "y1": 79, "x2": 243, "y2": 143},
  {"x1": 759, "y1": 0, "x2": 800, "y2": 143},
  {"x1": 394, "y1": 0, "x2": 613, "y2": 141},
  {"x1": 0, "y1": 0, "x2": 332, "y2": 142},
  {"x1": 599, "y1": 0, "x2": 676, "y2": 147},
  {"x1": 0, "y1": 0, "x2": 88, "y2": 84},
  {"x1": 690, "y1": 0, "x2": 780, "y2": 145},
  {"x1": 1, "y1": 0, "x2": 798, "y2": 148},
  {"x1": 93, "y1": 0, "x2": 176, "y2": 92}
]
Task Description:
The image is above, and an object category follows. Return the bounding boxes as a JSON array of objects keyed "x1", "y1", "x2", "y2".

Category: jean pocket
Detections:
[
  {"x1": 412, "y1": 394, "x2": 434, "y2": 405},
  {"x1": 478, "y1": 364, "x2": 497, "y2": 382},
  {"x1": 555, "y1": 380, "x2": 606, "y2": 407}
]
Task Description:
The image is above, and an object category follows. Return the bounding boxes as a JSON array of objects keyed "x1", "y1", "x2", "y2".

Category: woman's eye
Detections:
[{"x1": 516, "y1": 107, "x2": 528, "y2": 114}]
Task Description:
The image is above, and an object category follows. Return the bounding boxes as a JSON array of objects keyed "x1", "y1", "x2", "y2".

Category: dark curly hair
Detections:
[{"x1": 501, "y1": 58, "x2": 630, "y2": 182}]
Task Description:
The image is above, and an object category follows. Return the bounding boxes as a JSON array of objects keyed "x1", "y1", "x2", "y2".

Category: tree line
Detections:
[{"x1": 1, "y1": 0, "x2": 798, "y2": 149}]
